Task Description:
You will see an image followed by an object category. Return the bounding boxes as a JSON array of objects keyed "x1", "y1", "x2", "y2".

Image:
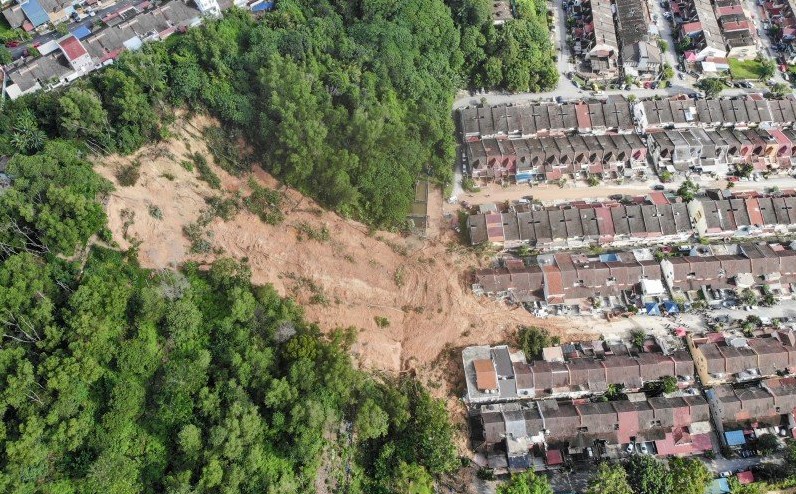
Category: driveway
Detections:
[{"x1": 547, "y1": 468, "x2": 593, "y2": 494}]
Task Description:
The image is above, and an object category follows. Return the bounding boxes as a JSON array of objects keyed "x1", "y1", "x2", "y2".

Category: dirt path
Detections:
[{"x1": 96, "y1": 116, "x2": 596, "y2": 380}]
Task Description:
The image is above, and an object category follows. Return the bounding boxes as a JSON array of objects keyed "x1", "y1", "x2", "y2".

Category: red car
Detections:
[{"x1": 4, "y1": 40, "x2": 20, "y2": 48}]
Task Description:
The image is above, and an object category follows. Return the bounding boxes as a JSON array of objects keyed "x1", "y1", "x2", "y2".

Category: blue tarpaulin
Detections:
[
  {"x1": 725, "y1": 430, "x2": 746, "y2": 446},
  {"x1": 599, "y1": 253, "x2": 619, "y2": 262},
  {"x1": 71, "y1": 25, "x2": 92, "y2": 39},
  {"x1": 645, "y1": 302, "x2": 661, "y2": 316},
  {"x1": 664, "y1": 301, "x2": 680, "y2": 313},
  {"x1": 250, "y1": 1, "x2": 274, "y2": 11},
  {"x1": 21, "y1": 0, "x2": 49, "y2": 27}
]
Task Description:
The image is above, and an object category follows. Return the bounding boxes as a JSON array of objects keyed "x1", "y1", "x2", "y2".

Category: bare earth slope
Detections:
[{"x1": 97, "y1": 116, "x2": 592, "y2": 375}]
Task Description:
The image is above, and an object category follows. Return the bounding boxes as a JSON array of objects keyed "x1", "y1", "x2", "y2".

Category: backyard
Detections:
[{"x1": 729, "y1": 58, "x2": 767, "y2": 80}]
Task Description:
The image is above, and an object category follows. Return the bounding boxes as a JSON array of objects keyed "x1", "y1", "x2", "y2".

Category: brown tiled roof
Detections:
[{"x1": 474, "y1": 359, "x2": 498, "y2": 391}]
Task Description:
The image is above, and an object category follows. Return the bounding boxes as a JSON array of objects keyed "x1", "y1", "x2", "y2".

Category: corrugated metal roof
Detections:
[
  {"x1": 71, "y1": 25, "x2": 92, "y2": 39},
  {"x1": 21, "y1": 0, "x2": 49, "y2": 27}
]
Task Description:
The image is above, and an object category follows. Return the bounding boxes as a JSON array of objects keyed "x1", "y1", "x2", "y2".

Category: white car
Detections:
[
  {"x1": 640, "y1": 443, "x2": 649, "y2": 454},
  {"x1": 626, "y1": 443, "x2": 635, "y2": 453}
]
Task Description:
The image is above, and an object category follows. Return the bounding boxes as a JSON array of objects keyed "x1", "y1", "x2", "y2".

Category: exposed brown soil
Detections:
[{"x1": 96, "y1": 116, "x2": 595, "y2": 387}]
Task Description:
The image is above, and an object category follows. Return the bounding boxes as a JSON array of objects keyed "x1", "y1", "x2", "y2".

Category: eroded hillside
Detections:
[{"x1": 96, "y1": 116, "x2": 591, "y2": 377}]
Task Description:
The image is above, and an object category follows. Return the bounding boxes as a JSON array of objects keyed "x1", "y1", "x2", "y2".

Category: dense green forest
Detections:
[
  {"x1": 0, "y1": 138, "x2": 458, "y2": 492},
  {"x1": 0, "y1": 2, "x2": 467, "y2": 490},
  {"x1": 11, "y1": 0, "x2": 464, "y2": 227},
  {"x1": 448, "y1": 0, "x2": 559, "y2": 92}
]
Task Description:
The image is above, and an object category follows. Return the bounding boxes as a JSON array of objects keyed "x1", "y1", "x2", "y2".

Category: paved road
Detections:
[
  {"x1": 649, "y1": 0, "x2": 682, "y2": 71},
  {"x1": 9, "y1": 0, "x2": 136, "y2": 59},
  {"x1": 452, "y1": 84, "x2": 758, "y2": 109},
  {"x1": 712, "y1": 299, "x2": 796, "y2": 321}
]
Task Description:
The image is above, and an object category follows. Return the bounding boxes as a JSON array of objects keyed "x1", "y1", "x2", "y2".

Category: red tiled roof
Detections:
[
  {"x1": 474, "y1": 359, "x2": 498, "y2": 391},
  {"x1": 736, "y1": 471, "x2": 754, "y2": 485},
  {"x1": 722, "y1": 20, "x2": 751, "y2": 32},
  {"x1": 575, "y1": 103, "x2": 591, "y2": 130},
  {"x1": 649, "y1": 192, "x2": 670, "y2": 206},
  {"x1": 59, "y1": 36, "x2": 87, "y2": 61},
  {"x1": 746, "y1": 197, "x2": 764, "y2": 225},
  {"x1": 681, "y1": 21, "x2": 703, "y2": 34},
  {"x1": 546, "y1": 449, "x2": 564, "y2": 465},
  {"x1": 543, "y1": 265, "x2": 564, "y2": 298}
]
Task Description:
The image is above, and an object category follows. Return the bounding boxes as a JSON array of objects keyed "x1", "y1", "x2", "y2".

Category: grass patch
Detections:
[{"x1": 729, "y1": 58, "x2": 764, "y2": 80}]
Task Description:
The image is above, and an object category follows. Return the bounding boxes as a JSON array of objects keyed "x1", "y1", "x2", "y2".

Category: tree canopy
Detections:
[
  {"x1": 448, "y1": 0, "x2": 558, "y2": 91},
  {"x1": 497, "y1": 471, "x2": 554, "y2": 494},
  {"x1": 12, "y1": 1, "x2": 465, "y2": 227},
  {"x1": 586, "y1": 462, "x2": 633, "y2": 494}
]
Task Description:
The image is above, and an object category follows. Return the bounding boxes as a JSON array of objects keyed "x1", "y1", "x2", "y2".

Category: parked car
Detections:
[
  {"x1": 640, "y1": 443, "x2": 649, "y2": 454},
  {"x1": 652, "y1": 184, "x2": 666, "y2": 191},
  {"x1": 720, "y1": 471, "x2": 732, "y2": 478},
  {"x1": 626, "y1": 443, "x2": 635, "y2": 453}
]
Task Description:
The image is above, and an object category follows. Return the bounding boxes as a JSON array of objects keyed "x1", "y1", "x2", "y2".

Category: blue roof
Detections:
[
  {"x1": 664, "y1": 301, "x2": 680, "y2": 313},
  {"x1": 599, "y1": 253, "x2": 619, "y2": 262},
  {"x1": 71, "y1": 25, "x2": 92, "y2": 40},
  {"x1": 725, "y1": 430, "x2": 746, "y2": 446},
  {"x1": 645, "y1": 302, "x2": 661, "y2": 315},
  {"x1": 21, "y1": 0, "x2": 49, "y2": 27},
  {"x1": 250, "y1": 0, "x2": 274, "y2": 11},
  {"x1": 708, "y1": 478, "x2": 730, "y2": 494}
]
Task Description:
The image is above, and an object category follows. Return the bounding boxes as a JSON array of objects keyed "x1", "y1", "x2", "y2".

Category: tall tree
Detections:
[
  {"x1": 625, "y1": 455, "x2": 672, "y2": 494},
  {"x1": 497, "y1": 471, "x2": 554, "y2": 494},
  {"x1": 668, "y1": 457, "x2": 712, "y2": 494},
  {"x1": 587, "y1": 462, "x2": 633, "y2": 494}
]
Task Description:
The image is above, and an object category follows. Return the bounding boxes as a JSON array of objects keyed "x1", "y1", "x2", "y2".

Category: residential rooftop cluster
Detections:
[
  {"x1": 467, "y1": 194, "x2": 691, "y2": 249},
  {"x1": 464, "y1": 343, "x2": 694, "y2": 404},
  {"x1": 460, "y1": 99, "x2": 635, "y2": 139},
  {"x1": 647, "y1": 127, "x2": 796, "y2": 176},
  {"x1": 691, "y1": 329, "x2": 796, "y2": 383},
  {"x1": 464, "y1": 330, "x2": 796, "y2": 471},
  {"x1": 565, "y1": 0, "x2": 666, "y2": 82},
  {"x1": 465, "y1": 133, "x2": 649, "y2": 183},
  {"x1": 467, "y1": 191, "x2": 796, "y2": 250},
  {"x1": 3, "y1": 0, "x2": 212, "y2": 99},
  {"x1": 460, "y1": 97, "x2": 796, "y2": 187},
  {"x1": 1, "y1": 0, "x2": 275, "y2": 100},
  {"x1": 473, "y1": 241, "x2": 796, "y2": 310}
]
